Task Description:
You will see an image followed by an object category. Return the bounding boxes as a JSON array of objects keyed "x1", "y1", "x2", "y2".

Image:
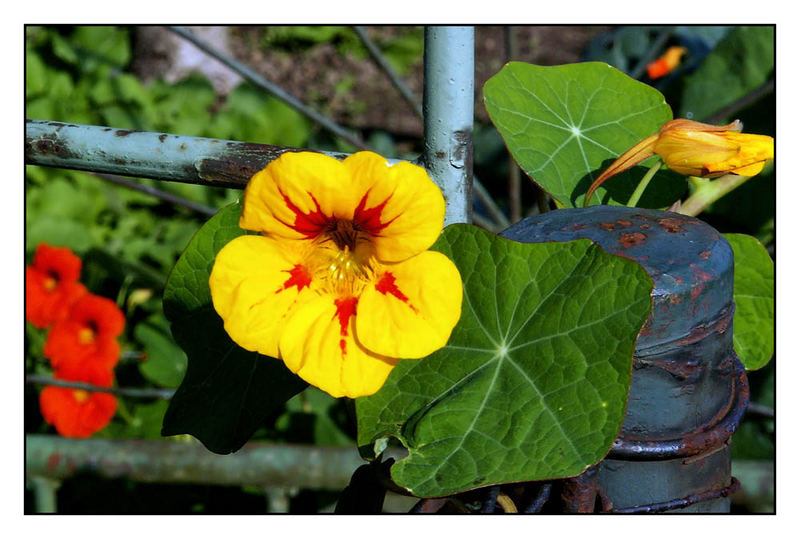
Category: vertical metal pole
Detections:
[{"x1": 422, "y1": 26, "x2": 474, "y2": 226}]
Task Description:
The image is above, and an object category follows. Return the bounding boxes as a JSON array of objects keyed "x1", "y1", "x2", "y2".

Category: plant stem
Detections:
[
  {"x1": 678, "y1": 173, "x2": 751, "y2": 216},
  {"x1": 626, "y1": 161, "x2": 662, "y2": 207}
]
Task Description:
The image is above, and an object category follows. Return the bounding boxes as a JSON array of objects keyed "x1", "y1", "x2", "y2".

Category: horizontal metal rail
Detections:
[
  {"x1": 26, "y1": 434, "x2": 366, "y2": 491},
  {"x1": 25, "y1": 119, "x2": 351, "y2": 189}
]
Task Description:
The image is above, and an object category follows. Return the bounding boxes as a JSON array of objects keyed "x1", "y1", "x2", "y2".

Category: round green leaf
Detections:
[
  {"x1": 724, "y1": 233, "x2": 774, "y2": 370},
  {"x1": 356, "y1": 224, "x2": 653, "y2": 498},
  {"x1": 484, "y1": 61, "x2": 681, "y2": 208},
  {"x1": 162, "y1": 202, "x2": 307, "y2": 454}
]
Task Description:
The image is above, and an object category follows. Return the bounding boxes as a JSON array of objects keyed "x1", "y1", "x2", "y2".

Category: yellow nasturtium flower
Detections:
[
  {"x1": 585, "y1": 119, "x2": 774, "y2": 204},
  {"x1": 209, "y1": 151, "x2": 463, "y2": 398}
]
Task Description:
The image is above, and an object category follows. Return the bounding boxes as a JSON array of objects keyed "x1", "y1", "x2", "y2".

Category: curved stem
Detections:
[{"x1": 626, "y1": 161, "x2": 662, "y2": 207}]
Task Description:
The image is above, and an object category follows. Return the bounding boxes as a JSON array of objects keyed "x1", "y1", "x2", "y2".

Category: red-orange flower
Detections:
[
  {"x1": 43, "y1": 293, "x2": 125, "y2": 375},
  {"x1": 26, "y1": 244, "x2": 87, "y2": 328},
  {"x1": 647, "y1": 46, "x2": 687, "y2": 79},
  {"x1": 39, "y1": 368, "x2": 117, "y2": 438}
]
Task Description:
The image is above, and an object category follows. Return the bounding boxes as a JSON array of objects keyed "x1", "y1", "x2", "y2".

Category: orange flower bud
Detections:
[{"x1": 585, "y1": 119, "x2": 774, "y2": 205}]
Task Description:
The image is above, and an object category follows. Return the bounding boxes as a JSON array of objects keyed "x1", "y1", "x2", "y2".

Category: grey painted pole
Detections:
[{"x1": 422, "y1": 27, "x2": 474, "y2": 227}]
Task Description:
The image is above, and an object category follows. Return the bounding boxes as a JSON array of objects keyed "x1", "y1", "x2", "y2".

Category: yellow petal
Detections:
[
  {"x1": 706, "y1": 132, "x2": 774, "y2": 175},
  {"x1": 209, "y1": 235, "x2": 315, "y2": 357},
  {"x1": 728, "y1": 162, "x2": 765, "y2": 176},
  {"x1": 356, "y1": 251, "x2": 463, "y2": 359},
  {"x1": 279, "y1": 294, "x2": 398, "y2": 398},
  {"x1": 654, "y1": 130, "x2": 739, "y2": 176},
  {"x1": 239, "y1": 152, "x2": 353, "y2": 239},
  {"x1": 342, "y1": 152, "x2": 446, "y2": 262}
]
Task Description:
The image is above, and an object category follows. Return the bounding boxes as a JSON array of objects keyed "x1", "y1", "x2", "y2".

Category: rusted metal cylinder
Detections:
[{"x1": 502, "y1": 206, "x2": 748, "y2": 513}]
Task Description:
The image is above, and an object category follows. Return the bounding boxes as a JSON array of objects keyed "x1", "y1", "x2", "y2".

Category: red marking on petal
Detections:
[
  {"x1": 277, "y1": 264, "x2": 312, "y2": 293},
  {"x1": 333, "y1": 296, "x2": 358, "y2": 357},
  {"x1": 353, "y1": 191, "x2": 398, "y2": 236},
  {"x1": 375, "y1": 272, "x2": 418, "y2": 313},
  {"x1": 276, "y1": 187, "x2": 332, "y2": 238}
]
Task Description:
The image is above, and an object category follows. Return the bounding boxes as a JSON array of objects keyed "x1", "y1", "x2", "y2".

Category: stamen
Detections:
[
  {"x1": 72, "y1": 389, "x2": 90, "y2": 403},
  {"x1": 78, "y1": 327, "x2": 95, "y2": 344}
]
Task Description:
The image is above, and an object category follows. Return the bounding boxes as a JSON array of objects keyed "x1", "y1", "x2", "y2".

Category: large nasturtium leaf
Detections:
[
  {"x1": 680, "y1": 26, "x2": 774, "y2": 122},
  {"x1": 484, "y1": 61, "x2": 683, "y2": 208},
  {"x1": 724, "y1": 233, "x2": 774, "y2": 370},
  {"x1": 356, "y1": 224, "x2": 653, "y2": 498},
  {"x1": 162, "y1": 202, "x2": 307, "y2": 454}
]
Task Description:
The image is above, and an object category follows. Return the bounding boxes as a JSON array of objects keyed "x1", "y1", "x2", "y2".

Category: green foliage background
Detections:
[{"x1": 25, "y1": 25, "x2": 774, "y2": 513}]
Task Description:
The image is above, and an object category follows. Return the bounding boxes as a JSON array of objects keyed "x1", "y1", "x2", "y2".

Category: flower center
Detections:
[
  {"x1": 327, "y1": 219, "x2": 358, "y2": 251},
  {"x1": 307, "y1": 221, "x2": 376, "y2": 297},
  {"x1": 44, "y1": 272, "x2": 58, "y2": 292},
  {"x1": 78, "y1": 326, "x2": 96, "y2": 344},
  {"x1": 72, "y1": 389, "x2": 90, "y2": 403}
]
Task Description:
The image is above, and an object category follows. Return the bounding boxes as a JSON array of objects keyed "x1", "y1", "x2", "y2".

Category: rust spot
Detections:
[
  {"x1": 616, "y1": 220, "x2": 632, "y2": 226},
  {"x1": 115, "y1": 129, "x2": 134, "y2": 137},
  {"x1": 158, "y1": 133, "x2": 167, "y2": 142},
  {"x1": 600, "y1": 222, "x2": 615, "y2": 230},
  {"x1": 690, "y1": 284, "x2": 705, "y2": 300},
  {"x1": 561, "y1": 223, "x2": 586, "y2": 231},
  {"x1": 435, "y1": 151, "x2": 446, "y2": 159},
  {"x1": 689, "y1": 263, "x2": 714, "y2": 282},
  {"x1": 619, "y1": 232, "x2": 647, "y2": 247},
  {"x1": 699, "y1": 250, "x2": 712, "y2": 260},
  {"x1": 640, "y1": 224, "x2": 650, "y2": 229},
  {"x1": 658, "y1": 217, "x2": 684, "y2": 233},
  {"x1": 180, "y1": 143, "x2": 187, "y2": 150}
]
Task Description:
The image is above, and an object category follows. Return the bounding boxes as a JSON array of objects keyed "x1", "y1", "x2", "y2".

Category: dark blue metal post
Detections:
[{"x1": 503, "y1": 206, "x2": 748, "y2": 513}]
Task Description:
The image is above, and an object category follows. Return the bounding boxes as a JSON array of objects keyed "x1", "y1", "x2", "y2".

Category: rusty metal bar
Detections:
[
  {"x1": 25, "y1": 119, "x2": 350, "y2": 188},
  {"x1": 26, "y1": 434, "x2": 365, "y2": 491},
  {"x1": 609, "y1": 478, "x2": 740, "y2": 514},
  {"x1": 608, "y1": 352, "x2": 749, "y2": 461}
]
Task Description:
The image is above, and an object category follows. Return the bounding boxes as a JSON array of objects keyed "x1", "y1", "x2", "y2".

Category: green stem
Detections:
[
  {"x1": 678, "y1": 173, "x2": 751, "y2": 216},
  {"x1": 626, "y1": 161, "x2": 662, "y2": 207}
]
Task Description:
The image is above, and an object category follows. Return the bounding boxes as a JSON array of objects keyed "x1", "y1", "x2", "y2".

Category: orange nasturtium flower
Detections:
[
  {"x1": 39, "y1": 368, "x2": 117, "y2": 438},
  {"x1": 26, "y1": 243, "x2": 87, "y2": 328},
  {"x1": 585, "y1": 119, "x2": 774, "y2": 204},
  {"x1": 647, "y1": 46, "x2": 687, "y2": 79},
  {"x1": 43, "y1": 293, "x2": 125, "y2": 376},
  {"x1": 210, "y1": 151, "x2": 463, "y2": 398}
]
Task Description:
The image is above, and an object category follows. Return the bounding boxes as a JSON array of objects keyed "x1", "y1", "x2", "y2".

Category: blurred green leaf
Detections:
[
  {"x1": 26, "y1": 50, "x2": 47, "y2": 97},
  {"x1": 212, "y1": 84, "x2": 311, "y2": 147},
  {"x1": 724, "y1": 233, "x2": 774, "y2": 370},
  {"x1": 136, "y1": 316, "x2": 188, "y2": 388},
  {"x1": 72, "y1": 26, "x2": 131, "y2": 74},
  {"x1": 680, "y1": 26, "x2": 774, "y2": 122},
  {"x1": 162, "y1": 202, "x2": 307, "y2": 454},
  {"x1": 357, "y1": 224, "x2": 652, "y2": 497},
  {"x1": 484, "y1": 61, "x2": 682, "y2": 208}
]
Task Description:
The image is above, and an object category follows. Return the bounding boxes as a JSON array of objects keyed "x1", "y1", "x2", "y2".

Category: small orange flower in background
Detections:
[
  {"x1": 26, "y1": 243, "x2": 123, "y2": 438},
  {"x1": 647, "y1": 46, "x2": 687, "y2": 79},
  {"x1": 210, "y1": 151, "x2": 463, "y2": 398},
  {"x1": 39, "y1": 367, "x2": 117, "y2": 438},
  {"x1": 26, "y1": 243, "x2": 87, "y2": 328},
  {"x1": 43, "y1": 293, "x2": 125, "y2": 377},
  {"x1": 585, "y1": 119, "x2": 774, "y2": 204}
]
